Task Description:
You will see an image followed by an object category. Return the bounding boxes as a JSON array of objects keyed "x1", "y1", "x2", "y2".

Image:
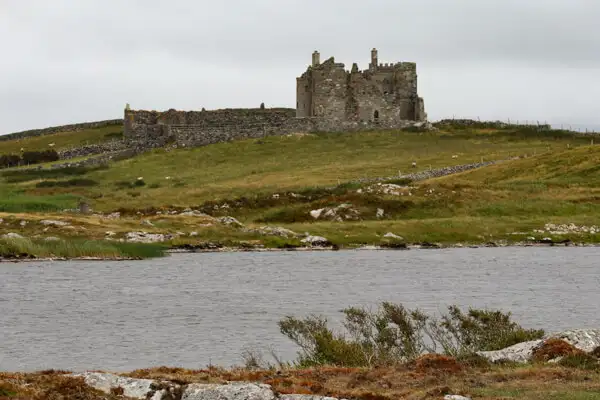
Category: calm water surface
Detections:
[{"x1": 1, "y1": 248, "x2": 599, "y2": 372}]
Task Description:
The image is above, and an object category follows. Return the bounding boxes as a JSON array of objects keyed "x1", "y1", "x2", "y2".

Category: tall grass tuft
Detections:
[
  {"x1": 0, "y1": 192, "x2": 78, "y2": 212},
  {"x1": 0, "y1": 237, "x2": 166, "y2": 260}
]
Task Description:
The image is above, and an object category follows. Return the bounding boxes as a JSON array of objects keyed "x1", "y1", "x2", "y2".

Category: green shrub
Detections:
[
  {"x1": 433, "y1": 306, "x2": 545, "y2": 353},
  {"x1": 278, "y1": 302, "x2": 543, "y2": 367}
]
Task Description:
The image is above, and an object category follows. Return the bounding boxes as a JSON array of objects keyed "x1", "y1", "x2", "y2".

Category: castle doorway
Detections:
[{"x1": 373, "y1": 110, "x2": 379, "y2": 121}]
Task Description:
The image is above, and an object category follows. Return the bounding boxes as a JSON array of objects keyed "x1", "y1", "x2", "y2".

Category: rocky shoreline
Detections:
[{"x1": 8, "y1": 329, "x2": 593, "y2": 400}]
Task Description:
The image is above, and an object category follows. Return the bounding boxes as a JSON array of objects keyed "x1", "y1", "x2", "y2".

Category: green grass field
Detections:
[
  {"x1": 1, "y1": 122, "x2": 599, "y2": 251},
  {"x1": 0, "y1": 124, "x2": 122, "y2": 154}
]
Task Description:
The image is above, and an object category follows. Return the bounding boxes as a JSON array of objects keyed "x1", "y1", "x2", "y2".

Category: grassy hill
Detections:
[
  {"x1": 1, "y1": 122, "x2": 599, "y2": 254},
  {"x1": 0, "y1": 124, "x2": 122, "y2": 154}
]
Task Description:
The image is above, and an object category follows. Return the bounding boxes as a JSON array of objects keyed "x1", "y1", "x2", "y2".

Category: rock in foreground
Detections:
[
  {"x1": 478, "y1": 329, "x2": 600, "y2": 363},
  {"x1": 75, "y1": 372, "x2": 344, "y2": 400}
]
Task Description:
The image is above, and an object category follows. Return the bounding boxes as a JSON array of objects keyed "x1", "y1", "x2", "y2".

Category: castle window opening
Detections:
[{"x1": 374, "y1": 110, "x2": 379, "y2": 121}]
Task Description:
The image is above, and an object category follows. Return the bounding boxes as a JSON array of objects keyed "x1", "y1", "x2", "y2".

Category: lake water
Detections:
[{"x1": 1, "y1": 248, "x2": 599, "y2": 372}]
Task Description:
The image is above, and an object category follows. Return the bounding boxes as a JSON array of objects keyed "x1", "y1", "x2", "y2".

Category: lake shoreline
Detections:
[{"x1": 2, "y1": 240, "x2": 598, "y2": 262}]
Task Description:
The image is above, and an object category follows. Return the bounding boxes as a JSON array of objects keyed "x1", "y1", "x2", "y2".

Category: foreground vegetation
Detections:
[
  {"x1": 1, "y1": 303, "x2": 599, "y2": 399},
  {"x1": 1, "y1": 122, "x2": 600, "y2": 254}
]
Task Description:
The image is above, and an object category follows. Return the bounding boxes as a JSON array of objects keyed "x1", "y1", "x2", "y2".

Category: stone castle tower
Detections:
[{"x1": 296, "y1": 48, "x2": 426, "y2": 123}]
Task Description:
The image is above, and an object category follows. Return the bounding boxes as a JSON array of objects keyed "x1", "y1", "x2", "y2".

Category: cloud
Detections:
[{"x1": 1, "y1": 0, "x2": 599, "y2": 134}]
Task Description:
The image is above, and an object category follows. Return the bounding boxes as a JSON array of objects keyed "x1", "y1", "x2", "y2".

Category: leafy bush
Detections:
[
  {"x1": 433, "y1": 306, "x2": 545, "y2": 353},
  {"x1": 278, "y1": 302, "x2": 544, "y2": 367}
]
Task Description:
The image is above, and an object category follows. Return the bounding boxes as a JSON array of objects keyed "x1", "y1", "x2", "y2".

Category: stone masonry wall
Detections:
[{"x1": 124, "y1": 107, "x2": 430, "y2": 150}]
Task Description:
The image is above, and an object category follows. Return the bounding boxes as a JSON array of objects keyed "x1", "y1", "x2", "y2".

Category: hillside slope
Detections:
[{"x1": 1, "y1": 124, "x2": 599, "y2": 249}]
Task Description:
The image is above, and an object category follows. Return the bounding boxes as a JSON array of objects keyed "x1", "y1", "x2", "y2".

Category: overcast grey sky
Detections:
[{"x1": 1, "y1": 0, "x2": 599, "y2": 134}]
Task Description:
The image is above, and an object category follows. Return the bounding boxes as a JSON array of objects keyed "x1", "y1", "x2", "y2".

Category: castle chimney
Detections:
[
  {"x1": 371, "y1": 48, "x2": 378, "y2": 69},
  {"x1": 312, "y1": 50, "x2": 320, "y2": 67}
]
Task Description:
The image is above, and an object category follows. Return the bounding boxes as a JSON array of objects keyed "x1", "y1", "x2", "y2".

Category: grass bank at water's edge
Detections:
[{"x1": 0, "y1": 237, "x2": 166, "y2": 260}]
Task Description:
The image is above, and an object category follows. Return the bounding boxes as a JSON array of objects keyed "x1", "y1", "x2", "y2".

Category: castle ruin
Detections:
[
  {"x1": 297, "y1": 48, "x2": 426, "y2": 123},
  {"x1": 124, "y1": 49, "x2": 427, "y2": 149}
]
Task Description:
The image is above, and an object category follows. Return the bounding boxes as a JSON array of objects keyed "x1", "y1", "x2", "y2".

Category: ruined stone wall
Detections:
[{"x1": 124, "y1": 107, "x2": 430, "y2": 150}]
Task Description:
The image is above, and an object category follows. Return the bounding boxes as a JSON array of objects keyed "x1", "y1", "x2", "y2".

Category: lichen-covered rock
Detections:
[
  {"x1": 309, "y1": 204, "x2": 360, "y2": 222},
  {"x1": 218, "y1": 216, "x2": 244, "y2": 228},
  {"x1": 182, "y1": 382, "x2": 276, "y2": 400},
  {"x1": 478, "y1": 340, "x2": 542, "y2": 363},
  {"x1": 478, "y1": 329, "x2": 600, "y2": 363},
  {"x1": 548, "y1": 329, "x2": 600, "y2": 353},
  {"x1": 180, "y1": 210, "x2": 214, "y2": 218},
  {"x1": 40, "y1": 220, "x2": 70, "y2": 227},
  {"x1": 72, "y1": 372, "x2": 157, "y2": 399},
  {"x1": 301, "y1": 235, "x2": 331, "y2": 247},
  {"x1": 1, "y1": 232, "x2": 25, "y2": 239},
  {"x1": 246, "y1": 226, "x2": 299, "y2": 238},
  {"x1": 125, "y1": 231, "x2": 171, "y2": 243}
]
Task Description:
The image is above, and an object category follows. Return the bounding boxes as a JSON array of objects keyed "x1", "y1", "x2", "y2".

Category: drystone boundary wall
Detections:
[
  {"x1": 1, "y1": 119, "x2": 123, "y2": 142},
  {"x1": 349, "y1": 160, "x2": 504, "y2": 185},
  {"x1": 124, "y1": 108, "x2": 431, "y2": 151},
  {"x1": 58, "y1": 140, "x2": 129, "y2": 160}
]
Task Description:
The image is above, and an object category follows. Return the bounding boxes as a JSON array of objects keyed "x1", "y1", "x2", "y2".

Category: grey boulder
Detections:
[
  {"x1": 72, "y1": 372, "x2": 160, "y2": 399},
  {"x1": 182, "y1": 383, "x2": 276, "y2": 400},
  {"x1": 478, "y1": 329, "x2": 600, "y2": 363}
]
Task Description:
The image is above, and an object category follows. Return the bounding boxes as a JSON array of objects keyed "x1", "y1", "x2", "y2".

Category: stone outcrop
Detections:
[
  {"x1": 182, "y1": 383, "x2": 276, "y2": 400},
  {"x1": 73, "y1": 372, "x2": 167, "y2": 400},
  {"x1": 309, "y1": 204, "x2": 361, "y2": 222},
  {"x1": 478, "y1": 329, "x2": 600, "y2": 363},
  {"x1": 124, "y1": 232, "x2": 174, "y2": 243},
  {"x1": 301, "y1": 235, "x2": 331, "y2": 247},
  {"x1": 74, "y1": 373, "x2": 344, "y2": 400},
  {"x1": 245, "y1": 226, "x2": 299, "y2": 238}
]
